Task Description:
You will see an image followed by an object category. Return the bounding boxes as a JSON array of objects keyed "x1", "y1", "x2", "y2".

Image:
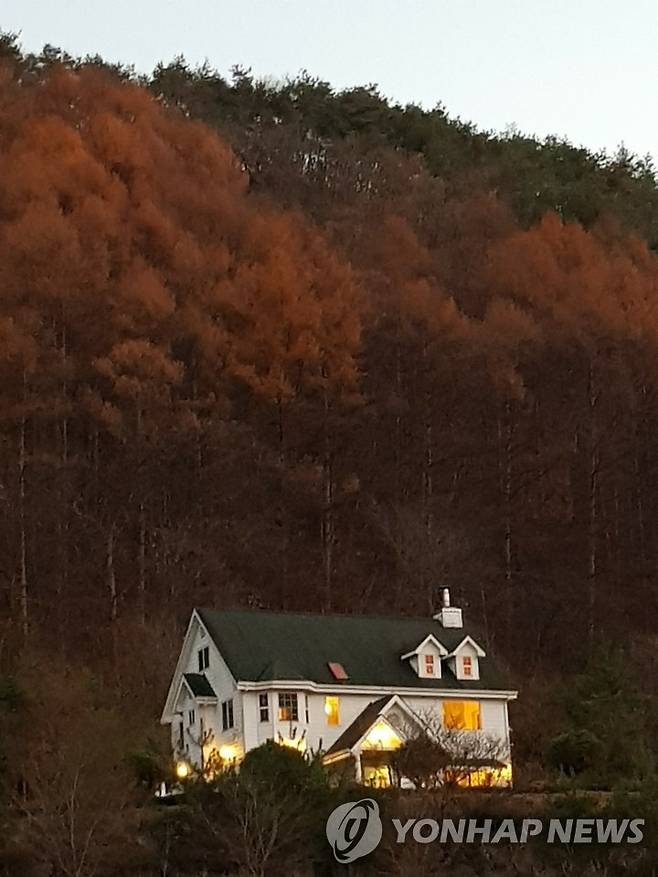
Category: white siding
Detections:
[
  {"x1": 176, "y1": 616, "x2": 244, "y2": 761},
  {"x1": 238, "y1": 689, "x2": 512, "y2": 757}
]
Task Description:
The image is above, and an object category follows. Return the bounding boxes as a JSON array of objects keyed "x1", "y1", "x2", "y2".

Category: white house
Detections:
[{"x1": 160, "y1": 591, "x2": 518, "y2": 787}]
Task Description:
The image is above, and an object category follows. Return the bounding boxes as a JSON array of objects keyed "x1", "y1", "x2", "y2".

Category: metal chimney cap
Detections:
[{"x1": 442, "y1": 587, "x2": 450, "y2": 608}]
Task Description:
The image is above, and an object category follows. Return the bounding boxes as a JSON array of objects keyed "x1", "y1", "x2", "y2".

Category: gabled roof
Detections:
[
  {"x1": 324, "y1": 694, "x2": 427, "y2": 759},
  {"x1": 324, "y1": 696, "x2": 392, "y2": 757},
  {"x1": 447, "y1": 635, "x2": 486, "y2": 658},
  {"x1": 196, "y1": 607, "x2": 512, "y2": 692},
  {"x1": 400, "y1": 633, "x2": 449, "y2": 661},
  {"x1": 183, "y1": 673, "x2": 217, "y2": 698}
]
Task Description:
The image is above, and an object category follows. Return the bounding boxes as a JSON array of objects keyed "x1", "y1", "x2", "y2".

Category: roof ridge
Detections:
[{"x1": 195, "y1": 606, "x2": 467, "y2": 624}]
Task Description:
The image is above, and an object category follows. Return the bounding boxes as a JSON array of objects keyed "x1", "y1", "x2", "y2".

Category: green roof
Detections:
[
  {"x1": 183, "y1": 673, "x2": 216, "y2": 698},
  {"x1": 196, "y1": 608, "x2": 511, "y2": 691}
]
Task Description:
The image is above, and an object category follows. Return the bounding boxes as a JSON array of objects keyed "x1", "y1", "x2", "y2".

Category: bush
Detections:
[
  {"x1": 125, "y1": 747, "x2": 169, "y2": 790},
  {"x1": 392, "y1": 735, "x2": 450, "y2": 789},
  {"x1": 239, "y1": 739, "x2": 327, "y2": 796},
  {"x1": 164, "y1": 742, "x2": 334, "y2": 877},
  {"x1": 546, "y1": 729, "x2": 604, "y2": 776}
]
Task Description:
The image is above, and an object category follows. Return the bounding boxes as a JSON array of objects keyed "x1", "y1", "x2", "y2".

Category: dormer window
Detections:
[
  {"x1": 448, "y1": 636, "x2": 486, "y2": 681},
  {"x1": 401, "y1": 634, "x2": 447, "y2": 679}
]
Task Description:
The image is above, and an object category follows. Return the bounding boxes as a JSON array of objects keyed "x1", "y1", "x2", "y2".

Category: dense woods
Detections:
[{"x1": 2, "y1": 30, "x2": 658, "y2": 874}]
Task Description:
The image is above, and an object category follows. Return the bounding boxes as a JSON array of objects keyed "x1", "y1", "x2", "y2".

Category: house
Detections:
[{"x1": 160, "y1": 591, "x2": 518, "y2": 787}]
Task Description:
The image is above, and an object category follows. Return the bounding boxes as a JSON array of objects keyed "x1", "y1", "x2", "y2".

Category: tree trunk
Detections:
[
  {"x1": 497, "y1": 399, "x2": 514, "y2": 635},
  {"x1": 18, "y1": 397, "x2": 28, "y2": 642},
  {"x1": 107, "y1": 524, "x2": 118, "y2": 625},
  {"x1": 586, "y1": 363, "x2": 599, "y2": 649},
  {"x1": 276, "y1": 398, "x2": 288, "y2": 603},
  {"x1": 421, "y1": 341, "x2": 434, "y2": 611},
  {"x1": 321, "y1": 389, "x2": 334, "y2": 611},
  {"x1": 138, "y1": 504, "x2": 147, "y2": 625}
]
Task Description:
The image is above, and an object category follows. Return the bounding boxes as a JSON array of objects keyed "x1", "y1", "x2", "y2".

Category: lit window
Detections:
[
  {"x1": 324, "y1": 696, "x2": 340, "y2": 726},
  {"x1": 424, "y1": 654, "x2": 435, "y2": 675},
  {"x1": 278, "y1": 693, "x2": 298, "y2": 722},
  {"x1": 463, "y1": 656, "x2": 473, "y2": 677},
  {"x1": 221, "y1": 698, "x2": 234, "y2": 730},
  {"x1": 198, "y1": 646, "x2": 210, "y2": 671},
  {"x1": 363, "y1": 765, "x2": 392, "y2": 788},
  {"x1": 443, "y1": 700, "x2": 480, "y2": 730},
  {"x1": 259, "y1": 693, "x2": 269, "y2": 722}
]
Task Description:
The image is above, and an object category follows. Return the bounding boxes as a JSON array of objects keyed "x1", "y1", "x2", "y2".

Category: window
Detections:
[
  {"x1": 178, "y1": 721, "x2": 184, "y2": 748},
  {"x1": 324, "y1": 696, "x2": 340, "y2": 726},
  {"x1": 462, "y1": 656, "x2": 473, "y2": 677},
  {"x1": 187, "y1": 709, "x2": 196, "y2": 727},
  {"x1": 363, "y1": 765, "x2": 392, "y2": 788},
  {"x1": 259, "y1": 693, "x2": 269, "y2": 722},
  {"x1": 424, "y1": 654, "x2": 435, "y2": 675},
  {"x1": 305, "y1": 694, "x2": 310, "y2": 723},
  {"x1": 443, "y1": 700, "x2": 480, "y2": 731},
  {"x1": 222, "y1": 698, "x2": 234, "y2": 730},
  {"x1": 278, "y1": 692, "x2": 298, "y2": 722},
  {"x1": 198, "y1": 646, "x2": 210, "y2": 672}
]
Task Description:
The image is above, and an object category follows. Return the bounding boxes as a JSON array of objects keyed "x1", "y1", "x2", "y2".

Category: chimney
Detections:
[{"x1": 433, "y1": 587, "x2": 463, "y2": 628}]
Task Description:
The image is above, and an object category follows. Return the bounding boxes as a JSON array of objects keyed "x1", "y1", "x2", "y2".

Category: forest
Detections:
[{"x1": 1, "y1": 30, "x2": 658, "y2": 876}]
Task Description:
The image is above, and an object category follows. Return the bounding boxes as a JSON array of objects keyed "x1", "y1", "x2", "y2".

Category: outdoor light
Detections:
[
  {"x1": 363, "y1": 720, "x2": 401, "y2": 750},
  {"x1": 219, "y1": 744, "x2": 236, "y2": 761},
  {"x1": 175, "y1": 760, "x2": 190, "y2": 780}
]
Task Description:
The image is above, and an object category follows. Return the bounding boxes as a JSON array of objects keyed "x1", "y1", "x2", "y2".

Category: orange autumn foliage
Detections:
[{"x1": 0, "y1": 66, "x2": 361, "y2": 436}]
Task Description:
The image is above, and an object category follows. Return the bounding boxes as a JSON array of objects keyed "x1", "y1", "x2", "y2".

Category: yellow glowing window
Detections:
[
  {"x1": 324, "y1": 696, "x2": 340, "y2": 726},
  {"x1": 443, "y1": 700, "x2": 480, "y2": 730},
  {"x1": 363, "y1": 765, "x2": 392, "y2": 788}
]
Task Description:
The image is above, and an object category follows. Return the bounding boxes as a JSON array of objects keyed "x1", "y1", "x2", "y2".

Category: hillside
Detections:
[
  {"x1": 2, "y1": 29, "x2": 658, "y2": 876},
  {"x1": 0, "y1": 34, "x2": 658, "y2": 669}
]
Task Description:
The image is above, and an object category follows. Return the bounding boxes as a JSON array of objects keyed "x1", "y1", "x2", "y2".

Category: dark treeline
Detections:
[{"x1": 1, "y1": 32, "x2": 658, "y2": 689}]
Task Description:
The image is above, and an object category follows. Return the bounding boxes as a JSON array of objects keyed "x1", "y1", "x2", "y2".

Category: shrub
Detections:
[
  {"x1": 546, "y1": 729, "x2": 603, "y2": 776},
  {"x1": 239, "y1": 739, "x2": 327, "y2": 796}
]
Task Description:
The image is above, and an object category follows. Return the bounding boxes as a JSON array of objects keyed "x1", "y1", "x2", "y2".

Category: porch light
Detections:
[
  {"x1": 175, "y1": 760, "x2": 190, "y2": 780},
  {"x1": 363, "y1": 720, "x2": 401, "y2": 750},
  {"x1": 219, "y1": 744, "x2": 238, "y2": 761}
]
